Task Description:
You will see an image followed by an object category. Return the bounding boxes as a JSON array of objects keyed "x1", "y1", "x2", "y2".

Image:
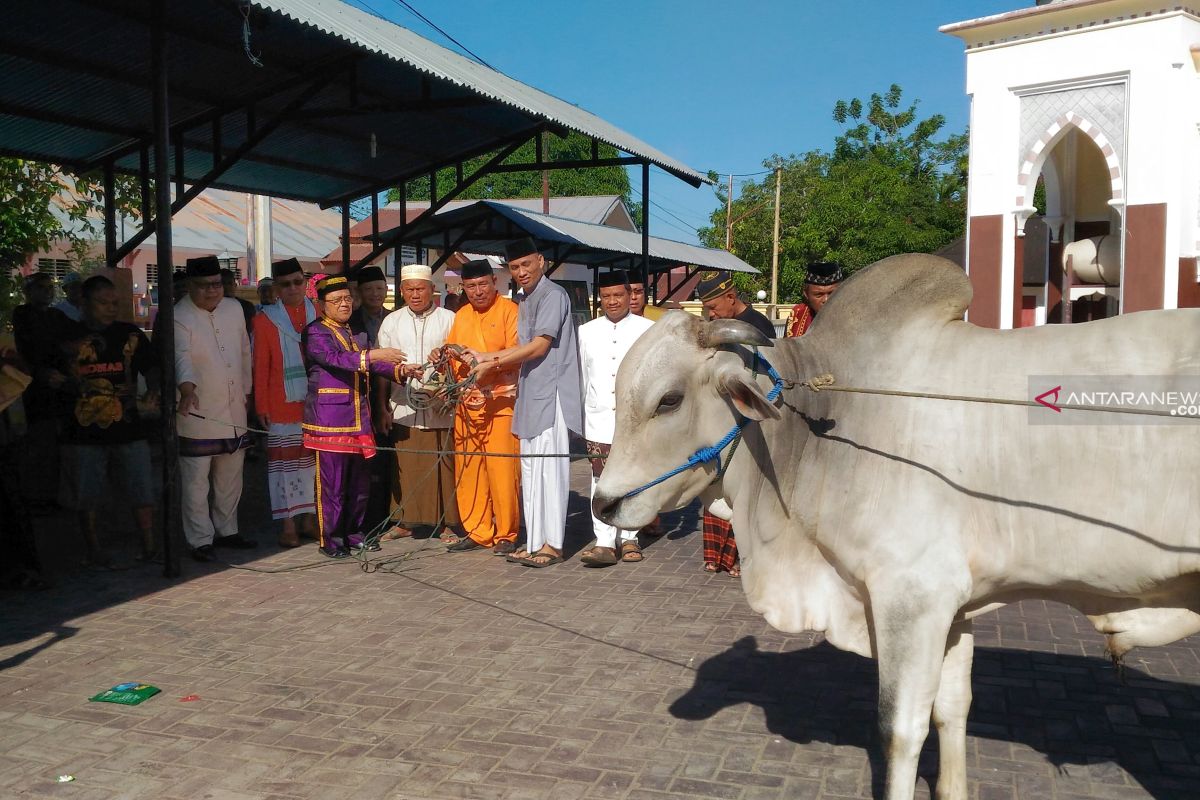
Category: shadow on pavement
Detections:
[{"x1": 671, "y1": 636, "x2": 1200, "y2": 800}]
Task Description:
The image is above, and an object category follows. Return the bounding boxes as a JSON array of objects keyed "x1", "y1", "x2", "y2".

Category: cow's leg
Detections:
[
  {"x1": 931, "y1": 619, "x2": 973, "y2": 800},
  {"x1": 873, "y1": 587, "x2": 961, "y2": 800}
]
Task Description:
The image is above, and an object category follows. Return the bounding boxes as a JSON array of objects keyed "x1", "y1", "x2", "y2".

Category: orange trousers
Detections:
[{"x1": 454, "y1": 410, "x2": 520, "y2": 546}]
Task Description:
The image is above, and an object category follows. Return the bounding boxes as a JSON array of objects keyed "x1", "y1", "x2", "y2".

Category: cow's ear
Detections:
[{"x1": 718, "y1": 368, "x2": 781, "y2": 422}]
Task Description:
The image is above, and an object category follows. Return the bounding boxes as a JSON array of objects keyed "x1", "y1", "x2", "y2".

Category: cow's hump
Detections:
[{"x1": 809, "y1": 254, "x2": 970, "y2": 343}]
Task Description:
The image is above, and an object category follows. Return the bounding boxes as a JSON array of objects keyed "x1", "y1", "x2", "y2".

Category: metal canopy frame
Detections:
[
  {"x1": 0, "y1": 0, "x2": 715, "y2": 578},
  {"x1": 367, "y1": 199, "x2": 756, "y2": 314}
]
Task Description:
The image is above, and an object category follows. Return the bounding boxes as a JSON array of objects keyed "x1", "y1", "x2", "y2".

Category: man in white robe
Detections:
[
  {"x1": 175, "y1": 255, "x2": 255, "y2": 562},
  {"x1": 375, "y1": 264, "x2": 459, "y2": 537},
  {"x1": 577, "y1": 270, "x2": 653, "y2": 567}
]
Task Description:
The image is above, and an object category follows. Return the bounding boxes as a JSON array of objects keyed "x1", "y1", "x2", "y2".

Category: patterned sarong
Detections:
[
  {"x1": 702, "y1": 510, "x2": 738, "y2": 572},
  {"x1": 267, "y1": 422, "x2": 316, "y2": 520}
]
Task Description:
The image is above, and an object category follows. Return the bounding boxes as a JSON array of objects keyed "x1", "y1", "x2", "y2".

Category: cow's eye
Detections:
[{"x1": 654, "y1": 391, "x2": 683, "y2": 416}]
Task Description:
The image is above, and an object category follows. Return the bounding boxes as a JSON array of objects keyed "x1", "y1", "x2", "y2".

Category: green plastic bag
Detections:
[{"x1": 89, "y1": 682, "x2": 160, "y2": 705}]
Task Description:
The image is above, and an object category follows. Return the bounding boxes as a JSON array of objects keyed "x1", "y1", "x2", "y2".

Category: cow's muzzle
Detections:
[{"x1": 591, "y1": 491, "x2": 621, "y2": 525}]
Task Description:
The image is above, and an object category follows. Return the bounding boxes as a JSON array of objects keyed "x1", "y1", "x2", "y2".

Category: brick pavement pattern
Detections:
[{"x1": 2, "y1": 460, "x2": 1200, "y2": 799}]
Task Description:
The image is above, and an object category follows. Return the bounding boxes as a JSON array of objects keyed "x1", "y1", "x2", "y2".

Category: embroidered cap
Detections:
[
  {"x1": 804, "y1": 262, "x2": 845, "y2": 286},
  {"x1": 315, "y1": 275, "x2": 350, "y2": 300},
  {"x1": 695, "y1": 270, "x2": 735, "y2": 302}
]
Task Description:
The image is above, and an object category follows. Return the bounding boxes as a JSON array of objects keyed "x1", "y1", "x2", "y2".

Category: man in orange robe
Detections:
[
  {"x1": 441, "y1": 259, "x2": 521, "y2": 555},
  {"x1": 252, "y1": 258, "x2": 319, "y2": 547}
]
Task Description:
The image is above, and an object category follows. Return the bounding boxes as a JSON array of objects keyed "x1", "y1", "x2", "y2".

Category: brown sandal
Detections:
[
  {"x1": 580, "y1": 546, "x2": 618, "y2": 567},
  {"x1": 619, "y1": 541, "x2": 643, "y2": 563},
  {"x1": 380, "y1": 526, "x2": 413, "y2": 541}
]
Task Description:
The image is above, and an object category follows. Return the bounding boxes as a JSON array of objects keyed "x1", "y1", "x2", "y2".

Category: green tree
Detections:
[
  {"x1": 386, "y1": 132, "x2": 635, "y2": 212},
  {"x1": 1, "y1": 158, "x2": 143, "y2": 327},
  {"x1": 700, "y1": 85, "x2": 968, "y2": 301}
]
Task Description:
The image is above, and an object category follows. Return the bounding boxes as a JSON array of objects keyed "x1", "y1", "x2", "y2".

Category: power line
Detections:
[
  {"x1": 650, "y1": 199, "x2": 705, "y2": 233},
  {"x1": 629, "y1": 188, "x2": 702, "y2": 236},
  {"x1": 386, "y1": 0, "x2": 495, "y2": 69},
  {"x1": 647, "y1": 190, "x2": 712, "y2": 225},
  {"x1": 710, "y1": 168, "x2": 773, "y2": 178}
]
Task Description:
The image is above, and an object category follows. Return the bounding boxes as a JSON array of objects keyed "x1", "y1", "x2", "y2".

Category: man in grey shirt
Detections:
[{"x1": 469, "y1": 237, "x2": 582, "y2": 567}]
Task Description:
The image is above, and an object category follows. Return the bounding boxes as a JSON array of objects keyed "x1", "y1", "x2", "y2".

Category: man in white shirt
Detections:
[
  {"x1": 577, "y1": 270, "x2": 654, "y2": 567},
  {"x1": 174, "y1": 255, "x2": 256, "y2": 562},
  {"x1": 375, "y1": 264, "x2": 459, "y2": 538}
]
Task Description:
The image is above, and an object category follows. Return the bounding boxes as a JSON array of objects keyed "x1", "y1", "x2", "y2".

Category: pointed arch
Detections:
[{"x1": 1014, "y1": 111, "x2": 1123, "y2": 209}]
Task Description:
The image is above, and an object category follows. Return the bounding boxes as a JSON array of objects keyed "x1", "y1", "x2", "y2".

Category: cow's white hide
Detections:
[{"x1": 594, "y1": 254, "x2": 1200, "y2": 800}]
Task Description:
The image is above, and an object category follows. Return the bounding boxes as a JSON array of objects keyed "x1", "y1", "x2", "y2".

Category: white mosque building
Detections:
[{"x1": 942, "y1": 0, "x2": 1199, "y2": 328}]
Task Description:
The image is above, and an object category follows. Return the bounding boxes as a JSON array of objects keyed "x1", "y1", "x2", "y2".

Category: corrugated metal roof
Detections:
[
  {"x1": 0, "y1": 1, "x2": 707, "y2": 209},
  {"x1": 53, "y1": 188, "x2": 342, "y2": 260},
  {"x1": 254, "y1": 0, "x2": 706, "y2": 187},
  {"x1": 346, "y1": 195, "x2": 631, "y2": 240},
  {"x1": 390, "y1": 200, "x2": 756, "y2": 275}
]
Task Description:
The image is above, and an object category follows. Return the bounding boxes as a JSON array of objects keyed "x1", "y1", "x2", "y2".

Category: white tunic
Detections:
[
  {"x1": 377, "y1": 304, "x2": 456, "y2": 429},
  {"x1": 578, "y1": 310, "x2": 654, "y2": 444},
  {"x1": 174, "y1": 296, "x2": 252, "y2": 440}
]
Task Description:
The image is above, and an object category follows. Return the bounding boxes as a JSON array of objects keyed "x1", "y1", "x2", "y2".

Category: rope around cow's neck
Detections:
[{"x1": 618, "y1": 350, "x2": 786, "y2": 500}]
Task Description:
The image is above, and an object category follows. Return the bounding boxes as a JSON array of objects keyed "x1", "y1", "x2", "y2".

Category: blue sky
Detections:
[{"x1": 352, "y1": 0, "x2": 1020, "y2": 243}]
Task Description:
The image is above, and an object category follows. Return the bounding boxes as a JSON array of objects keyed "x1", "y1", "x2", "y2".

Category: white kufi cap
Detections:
[{"x1": 400, "y1": 263, "x2": 433, "y2": 282}]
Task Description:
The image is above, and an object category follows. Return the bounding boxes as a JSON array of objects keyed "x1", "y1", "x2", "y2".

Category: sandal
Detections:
[
  {"x1": 519, "y1": 550, "x2": 563, "y2": 569},
  {"x1": 728, "y1": 565, "x2": 741, "y2": 577},
  {"x1": 702, "y1": 562, "x2": 719, "y2": 573},
  {"x1": 619, "y1": 541, "x2": 643, "y2": 563},
  {"x1": 579, "y1": 546, "x2": 618, "y2": 567},
  {"x1": 380, "y1": 526, "x2": 413, "y2": 541},
  {"x1": 437, "y1": 529, "x2": 462, "y2": 544},
  {"x1": 505, "y1": 550, "x2": 532, "y2": 564}
]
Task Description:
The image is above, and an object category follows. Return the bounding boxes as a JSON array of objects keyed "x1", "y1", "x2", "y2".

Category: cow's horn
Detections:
[{"x1": 700, "y1": 319, "x2": 774, "y2": 349}]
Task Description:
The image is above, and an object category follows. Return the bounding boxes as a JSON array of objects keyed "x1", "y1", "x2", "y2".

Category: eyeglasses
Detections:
[
  {"x1": 275, "y1": 278, "x2": 306, "y2": 288},
  {"x1": 325, "y1": 296, "x2": 354, "y2": 306}
]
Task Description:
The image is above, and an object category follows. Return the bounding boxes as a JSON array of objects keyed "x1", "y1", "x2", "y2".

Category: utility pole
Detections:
[
  {"x1": 770, "y1": 164, "x2": 782, "y2": 307},
  {"x1": 541, "y1": 130, "x2": 550, "y2": 214},
  {"x1": 725, "y1": 173, "x2": 734, "y2": 250}
]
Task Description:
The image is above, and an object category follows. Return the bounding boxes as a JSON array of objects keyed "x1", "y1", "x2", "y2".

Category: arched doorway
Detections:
[{"x1": 1018, "y1": 114, "x2": 1124, "y2": 324}]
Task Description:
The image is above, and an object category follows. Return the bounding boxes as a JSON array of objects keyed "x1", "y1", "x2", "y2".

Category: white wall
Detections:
[{"x1": 959, "y1": 10, "x2": 1200, "y2": 314}]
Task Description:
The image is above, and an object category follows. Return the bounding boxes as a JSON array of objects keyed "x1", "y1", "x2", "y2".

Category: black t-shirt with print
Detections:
[{"x1": 60, "y1": 320, "x2": 156, "y2": 445}]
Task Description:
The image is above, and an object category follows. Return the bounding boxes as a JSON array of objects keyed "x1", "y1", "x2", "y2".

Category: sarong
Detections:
[
  {"x1": 390, "y1": 425, "x2": 459, "y2": 527},
  {"x1": 702, "y1": 511, "x2": 738, "y2": 572},
  {"x1": 267, "y1": 422, "x2": 316, "y2": 520}
]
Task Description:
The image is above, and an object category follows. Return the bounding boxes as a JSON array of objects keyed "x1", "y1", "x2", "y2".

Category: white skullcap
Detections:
[{"x1": 400, "y1": 263, "x2": 433, "y2": 282}]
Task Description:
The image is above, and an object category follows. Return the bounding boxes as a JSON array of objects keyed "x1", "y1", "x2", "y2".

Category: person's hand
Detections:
[
  {"x1": 469, "y1": 359, "x2": 495, "y2": 380},
  {"x1": 258, "y1": 412, "x2": 271, "y2": 429},
  {"x1": 42, "y1": 369, "x2": 66, "y2": 389},
  {"x1": 178, "y1": 387, "x2": 199, "y2": 417},
  {"x1": 401, "y1": 363, "x2": 424, "y2": 380},
  {"x1": 428, "y1": 346, "x2": 443, "y2": 363},
  {"x1": 371, "y1": 347, "x2": 407, "y2": 365},
  {"x1": 373, "y1": 412, "x2": 391, "y2": 438},
  {"x1": 142, "y1": 390, "x2": 160, "y2": 412}
]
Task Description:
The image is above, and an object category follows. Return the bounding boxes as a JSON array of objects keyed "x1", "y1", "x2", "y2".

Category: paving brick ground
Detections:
[{"x1": 2, "y1": 456, "x2": 1199, "y2": 799}]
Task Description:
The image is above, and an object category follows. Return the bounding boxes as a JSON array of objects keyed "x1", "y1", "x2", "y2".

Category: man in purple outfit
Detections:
[{"x1": 301, "y1": 275, "x2": 407, "y2": 558}]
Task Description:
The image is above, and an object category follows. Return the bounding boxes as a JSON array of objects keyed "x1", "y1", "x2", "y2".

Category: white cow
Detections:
[{"x1": 593, "y1": 254, "x2": 1200, "y2": 800}]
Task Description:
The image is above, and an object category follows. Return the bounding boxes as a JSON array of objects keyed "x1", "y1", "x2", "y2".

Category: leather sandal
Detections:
[
  {"x1": 579, "y1": 546, "x2": 618, "y2": 567},
  {"x1": 619, "y1": 541, "x2": 644, "y2": 563}
]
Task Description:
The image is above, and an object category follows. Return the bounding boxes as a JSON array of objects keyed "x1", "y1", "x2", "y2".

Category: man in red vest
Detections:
[{"x1": 785, "y1": 262, "x2": 844, "y2": 337}]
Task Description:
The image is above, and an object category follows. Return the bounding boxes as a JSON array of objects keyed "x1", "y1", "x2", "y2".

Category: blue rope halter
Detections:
[{"x1": 620, "y1": 351, "x2": 786, "y2": 500}]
